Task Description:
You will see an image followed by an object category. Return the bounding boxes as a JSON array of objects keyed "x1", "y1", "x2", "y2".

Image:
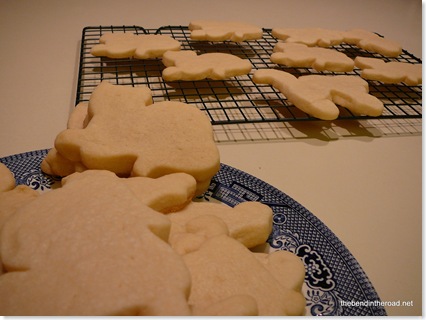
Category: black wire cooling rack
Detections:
[{"x1": 75, "y1": 25, "x2": 422, "y2": 125}]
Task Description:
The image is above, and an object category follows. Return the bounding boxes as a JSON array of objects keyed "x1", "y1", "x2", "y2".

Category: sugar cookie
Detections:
[
  {"x1": 272, "y1": 27, "x2": 402, "y2": 57},
  {"x1": 271, "y1": 27, "x2": 345, "y2": 47},
  {"x1": 271, "y1": 42, "x2": 354, "y2": 72},
  {"x1": 189, "y1": 20, "x2": 263, "y2": 42},
  {"x1": 253, "y1": 69, "x2": 384, "y2": 120},
  {"x1": 354, "y1": 56, "x2": 422, "y2": 85},
  {"x1": 168, "y1": 202, "x2": 306, "y2": 316},
  {"x1": 61, "y1": 170, "x2": 197, "y2": 214},
  {"x1": 0, "y1": 164, "x2": 39, "y2": 276},
  {"x1": 0, "y1": 163, "x2": 15, "y2": 193},
  {"x1": 168, "y1": 201, "x2": 273, "y2": 250},
  {"x1": 344, "y1": 29, "x2": 402, "y2": 57},
  {"x1": 254, "y1": 250, "x2": 306, "y2": 292},
  {"x1": 167, "y1": 213, "x2": 305, "y2": 315},
  {"x1": 67, "y1": 102, "x2": 89, "y2": 129},
  {"x1": 183, "y1": 234, "x2": 306, "y2": 316},
  {"x1": 162, "y1": 50, "x2": 252, "y2": 81},
  {"x1": 0, "y1": 186, "x2": 39, "y2": 276},
  {"x1": 41, "y1": 148, "x2": 87, "y2": 177},
  {"x1": 193, "y1": 294, "x2": 259, "y2": 316},
  {"x1": 41, "y1": 81, "x2": 220, "y2": 195},
  {"x1": 0, "y1": 186, "x2": 39, "y2": 232},
  {"x1": 91, "y1": 33, "x2": 181, "y2": 59},
  {"x1": 41, "y1": 82, "x2": 153, "y2": 178},
  {"x1": 0, "y1": 170, "x2": 192, "y2": 316},
  {"x1": 121, "y1": 173, "x2": 196, "y2": 213}
]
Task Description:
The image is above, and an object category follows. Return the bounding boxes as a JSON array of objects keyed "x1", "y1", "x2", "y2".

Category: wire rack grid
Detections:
[{"x1": 75, "y1": 25, "x2": 422, "y2": 126}]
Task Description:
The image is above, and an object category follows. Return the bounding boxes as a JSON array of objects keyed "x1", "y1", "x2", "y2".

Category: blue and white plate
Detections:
[{"x1": 0, "y1": 149, "x2": 386, "y2": 316}]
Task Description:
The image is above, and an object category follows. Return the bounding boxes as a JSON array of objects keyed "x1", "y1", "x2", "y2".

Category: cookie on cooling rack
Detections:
[
  {"x1": 271, "y1": 42, "x2": 354, "y2": 72},
  {"x1": 271, "y1": 27, "x2": 402, "y2": 57},
  {"x1": 161, "y1": 50, "x2": 252, "y2": 81},
  {"x1": 252, "y1": 69, "x2": 384, "y2": 120},
  {"x1": 90, "y1": 33, "x2": 181, "y2": 59},
  {"x1": 343, "y1": 29, "x2": 402, "y2": 57},
  {"x1": 189, "y1": 20, "x2": 263, "y2": 42},
  {"x1": 271, "y1": 27, "x2": 346, "y2": 47},
  {"x1": 354, "y1": 57, "x2": 421, "y2": 85}
]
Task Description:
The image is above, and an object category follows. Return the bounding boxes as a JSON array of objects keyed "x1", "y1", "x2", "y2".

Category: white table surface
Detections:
[{"x1": 0, "y1": 0, "x2": 422, "y2": 316}]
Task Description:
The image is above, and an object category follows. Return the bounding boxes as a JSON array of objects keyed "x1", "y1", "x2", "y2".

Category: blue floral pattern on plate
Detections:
[{"x1": 0, "y1": 149, "x2": 386, "y2": 316}]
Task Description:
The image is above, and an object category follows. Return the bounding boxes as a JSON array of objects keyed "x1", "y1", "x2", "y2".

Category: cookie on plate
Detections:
[
  {"x1": 173, "y1": 214, "x2": 306, "y2": 316},
  {"x1": 189, "y1": 20, "x2": 263, "y2": 42},
  {"x1": 41, "y1": 81, "x2": 220, "y2": 195},
  {"x1": 91, "y1": 33, "x2": 181, "y2": 59},
  {"x1": 0, "y1": 164, "x2": 39, "y2": 276},
  {"x1": 168, "y1": 201, "x2": 273, "y2": 251},
  {"x1": 0, "y1": 163, "x2": 15, "y2": 193},
  {"x1": 64, "y1": 170, "x2": 197, "y2": 214},
  {"x1": 0, "y1": 163, "x2": 39, "y2": 231},
  {"x1": 120, "y1": 172, "x2": 196, "y2": 213},
  {"x1": 185, "y1": 235, "x2": 306, "y2": 316},
  {"x1": 67, "y1": 102, "x2": 89, "y2": 129},
  {"x1": 0, "y1": 169, "x2": 192, "y2": 315}
]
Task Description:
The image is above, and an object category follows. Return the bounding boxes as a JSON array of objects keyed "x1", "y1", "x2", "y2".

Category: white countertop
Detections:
[{"x1": 0, "y1": 0, "x2": 422, "y2": 316}]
